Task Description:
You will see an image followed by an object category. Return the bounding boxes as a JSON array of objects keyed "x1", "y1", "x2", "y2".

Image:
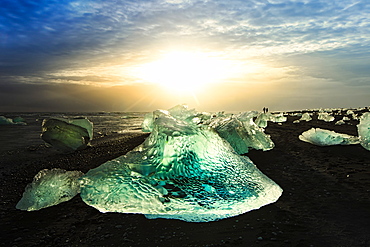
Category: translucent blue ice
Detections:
[
  {"x1": 16, "y1": 169, "x2": 83, "y2": 211},
  {"x1": 80, "y1": 108, "x2": 282, "y2": 222},
  {"x1": 299, "y1": 128, "x2": 359, "y2": 146}
]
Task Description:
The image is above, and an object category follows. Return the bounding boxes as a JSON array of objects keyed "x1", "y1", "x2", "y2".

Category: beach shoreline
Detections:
[{"x1": 1, "y1": 112, "x2": 370, "y2": 247}]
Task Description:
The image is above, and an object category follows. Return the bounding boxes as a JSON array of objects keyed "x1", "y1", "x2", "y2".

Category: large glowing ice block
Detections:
[
  {"x1": 16, "y1": 169, "x2": 83, "y2": 211},
  {"x1": 41, "y1": 117, "x2": 93, "y2": 152},
  {"x1": 357, "y1": 112, "x2": 370, "y2": 151},
  {"x1": 299, "y1": 128, "x2": 359, "y2": 146},
  {"x1": 79, "y1": 113, "x2": 282, "y2": 222}
]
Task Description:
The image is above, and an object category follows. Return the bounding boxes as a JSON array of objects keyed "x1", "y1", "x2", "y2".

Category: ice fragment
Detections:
[
  {"x1": 41, "y1": 117, "x2": 93, "y2": 152},
  {"x1": 0, "y1": 116, "x2": 27, "y2": 125},
  {"x1": 317, "y1": 112, "x2": 335, "y2": 122},
  {"x1": 16, "y1": 169, "x2": 84, "y2": 211},
  {"x1": 208, "y1": 114, "x2": 274, "y2": 154},
  {"x1": 299, "y1": 128, "x2": 359, "y2": 146},
  {"x1": 357, "y1": 112, "x2": 370, "y2": 151}
]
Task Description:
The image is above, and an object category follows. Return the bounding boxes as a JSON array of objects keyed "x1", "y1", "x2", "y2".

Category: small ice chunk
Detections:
[
  {"x1": 269, "y1": 113, "x2": 287, "y2": 123},
  {"x1": 293, "y1": 113, "x2": 312, "y2": 124},
  {"x1": 0, "y1": 116, "x2": 26, "y2": 125},
  {"x1": 41, "y1": 117, "x2": 93, "y2": 152},
  {"x1": 299, "y1": 128, "x2": 359, "y2": 146},
  {"x1": 357, "y1": 112, "x2": 370, "y2": 151},
  {"x1": 16, "y1": 169, "x2": 84, "y2": 211},
  {"x1": 318, "y1": 112, "x2": 335, "y2": 122},
  {"x1": 13, "y1": 116, "x2": 27, "y2": 125},
  {"x1": 299, "y1": 113, "x2": 312, "y2": 122},
  {"x1": 335, "y1": 120, "x2": 346, "y2": 125},
  {"x1": 0, "y1": 116, "x2": 14, "y2": 125}
]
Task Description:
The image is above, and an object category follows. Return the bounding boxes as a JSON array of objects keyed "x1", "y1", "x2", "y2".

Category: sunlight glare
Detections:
[{"x1": 136, "y1": 51, "x2": 237, "y2": 92}]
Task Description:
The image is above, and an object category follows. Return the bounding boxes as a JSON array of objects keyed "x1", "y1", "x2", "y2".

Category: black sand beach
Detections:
[{"x1": 1, "y1": 111, "x2": 370, "y2": 247}]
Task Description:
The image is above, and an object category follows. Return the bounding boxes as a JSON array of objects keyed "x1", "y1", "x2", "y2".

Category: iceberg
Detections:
[
  {"x1": 79, "y1": 109, "x2": 282, "y2": 222},
  {"x1": 41, "y1": 117, "x2": 93, "y2": 152},
  {"x1": 317, "y1": 112, "x2": 335, "y2": 122},
  {"x1": 16, "y1": 169, "x2": 83, "y2": 211},
  {"x1": 335, "y1": 120, "x2": 346, "y2": 125},
  {"x1": 299, "y1": 128, "x2": 359, "y2": 146},
  {"x1": 13, "y1": 116, "x2": 27, "y2": 125},
  {"x1": 208, "y1": 114, "x2": 274, "y2": 154},
  {"x1": 0, "y1": 116, "x2": 27, "y2": 125},
  {"x1": 255, "y1": 112, "x2": 270, "y2": 128},
  {"x1": 300, "y1": 113, "x2": 312, "y2": 122},
  {"x1": 269, "y1": 113, "x2": 287, "y2": 123},
  {"x1": 357, "y1": 112, "x2": 370, "y2": 151},
  {"x1": 0, "y1": 116, "x2": 14, "y2": 125},
  {"x1": 293, "y1": 112, "x2": 312, "y2": 124}
]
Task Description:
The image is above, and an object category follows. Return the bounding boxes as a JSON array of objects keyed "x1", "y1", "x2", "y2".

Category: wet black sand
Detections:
[{"x1": 1, "y1": 112, "x2": 370, "y2": 247}]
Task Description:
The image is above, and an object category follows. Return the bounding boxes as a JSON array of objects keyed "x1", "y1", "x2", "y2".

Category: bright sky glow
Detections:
[
  {"x1": 135, "y1": 51, "x2": 240, "y2": 92},
  {"x1": 0, "y1": 0, "x2": 369, "y2": 112}
]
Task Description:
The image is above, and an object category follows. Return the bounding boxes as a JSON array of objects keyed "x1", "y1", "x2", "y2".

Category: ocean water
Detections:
[{"x1": 0, "y1": 112, "x2": 146, "y2": 152}]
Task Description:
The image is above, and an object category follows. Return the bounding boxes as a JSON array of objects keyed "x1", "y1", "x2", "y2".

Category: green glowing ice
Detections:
[
  {"x1": 79, "y1": 107, "x2": 282, "y2": 222},
  {"x1": 41, "y1": 117, "x2": 93, "y2": 152}
]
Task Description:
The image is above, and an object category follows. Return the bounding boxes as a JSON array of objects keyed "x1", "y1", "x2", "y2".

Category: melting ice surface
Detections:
[
  {"x1": 357, "y1": 112, "x2": 370, "y2": 151},
  {"x1": 299, "y1": 128, "x2": 359, "y2": 146},
  {"x1": 79, "y1": 105, "x2": 282, "y2": 222},
  {"x1": 41, "y1": 117, "x2": 93, "y2": 152},
  {"x1": 142, "y1": 106, "x2": 274, "y2": 154},
  {"x1": 16, "y1": 169, "x2": 83, "y2": 211}
]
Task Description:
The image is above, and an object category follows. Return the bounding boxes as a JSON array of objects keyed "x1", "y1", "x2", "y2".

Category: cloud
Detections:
[{"x1": 1, "y1": 0, "x2": 369, "y2": 111}]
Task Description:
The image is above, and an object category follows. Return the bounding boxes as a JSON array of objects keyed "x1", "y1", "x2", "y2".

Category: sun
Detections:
[{"x1": 135, "y1": 51, "x2": 235, "y2": 92}]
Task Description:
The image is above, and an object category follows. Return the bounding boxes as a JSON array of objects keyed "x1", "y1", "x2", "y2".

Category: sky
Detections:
[{"x1": 0, "y1": 0, "x2": 369, "y2": 112}]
